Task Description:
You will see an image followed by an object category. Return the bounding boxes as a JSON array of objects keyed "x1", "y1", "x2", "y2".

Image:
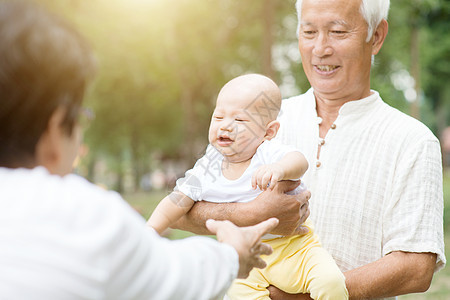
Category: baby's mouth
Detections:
[
  {"x1": 219, "y1": 136, "x2": 233, "y2": 142},
  {"x1": 217, "y1": 136, "x2": 234, "y2": 146}
]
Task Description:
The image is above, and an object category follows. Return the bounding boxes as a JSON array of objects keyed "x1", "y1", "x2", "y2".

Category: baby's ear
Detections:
[{"x1": 264, "y1": 120, "x2": 280, "y2": 140}]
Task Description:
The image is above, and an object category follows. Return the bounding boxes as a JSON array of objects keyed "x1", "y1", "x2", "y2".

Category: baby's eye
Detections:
[
  {"x1": 235, "y1": 118, "x2": 248, "y2": 122},
  {"x1": 213, "y1": 116, "x2": 223, "y2": 120}
]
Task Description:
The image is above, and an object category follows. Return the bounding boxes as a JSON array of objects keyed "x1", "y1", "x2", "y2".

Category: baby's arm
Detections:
[
  {"x1": 147, "y1": 191, "x2": 195, "y2": 235},
  {"x1": 252, "y1": 151, "x2": 308, "y2": 191}
]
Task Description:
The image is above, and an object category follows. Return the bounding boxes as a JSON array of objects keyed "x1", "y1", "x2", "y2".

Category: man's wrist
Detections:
[
  {"x1": 216, "y1": 201, "x2": 259, "y2": 227},
  {"x1": 235, "y1": 200, "x2": 266, "y2": 226}
]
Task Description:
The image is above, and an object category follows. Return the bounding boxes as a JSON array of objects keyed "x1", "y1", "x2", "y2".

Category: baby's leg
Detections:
[
  {"x1": 263, "y1": 231, "x2": 347, "y2": 299},
  {"x1": 301, "y1": 246, "x2": 348, "y2": 300},
  {"x1": 227, "y1": 268, "x2": 271, "y2": 300}
]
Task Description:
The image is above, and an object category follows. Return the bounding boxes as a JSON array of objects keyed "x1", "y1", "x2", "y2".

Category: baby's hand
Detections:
[{"x1": 252, "y1": 163, "x2": 285, "y2": 191}]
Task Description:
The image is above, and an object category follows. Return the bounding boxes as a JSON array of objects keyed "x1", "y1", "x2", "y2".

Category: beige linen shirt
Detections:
[{"x1": 276, "y1": 88, "x2": 445, "y2": 299}]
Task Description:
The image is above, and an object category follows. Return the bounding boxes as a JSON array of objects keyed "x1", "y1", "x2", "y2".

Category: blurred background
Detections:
[
  {"x1": 35, "y1": 0, "x2": 448, "y2": 298},
  {"x1": 35, "y1": 0, "x2": 450, "y2": 193}
]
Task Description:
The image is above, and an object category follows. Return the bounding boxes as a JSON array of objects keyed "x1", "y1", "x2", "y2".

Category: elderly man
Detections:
[
  {"x1": 175, "y1": 0, "x2": 445, "y2": 299},
  {"x1": 0, "y1": 1, "x2": 279, "y2": 299}
]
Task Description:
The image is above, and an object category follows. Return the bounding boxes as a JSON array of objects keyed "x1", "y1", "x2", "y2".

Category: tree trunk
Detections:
[
  {"x1": 262, "y1": 0, "x2": 275, "y2": 80},
  {"x1": 115, "y1": 153, "x2": 124, "y2": 193},
  {"x1": 180, "y1": 88, "x2": 197, "y2": 165},
  {"x1": 435, "y1": 101, "x2": 448, "y2": 169},
  {"x1": 409, "y1": 3, "x2": 421, "y2": 120},
  {"x1": 130, "y1": 129, "x2": 141, "y2": 192},
  {"x1": 86, "y1": 152, "x2": 96, "y2": 183}
]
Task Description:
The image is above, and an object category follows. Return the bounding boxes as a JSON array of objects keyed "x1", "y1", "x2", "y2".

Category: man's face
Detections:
[{"x1": 298, "y1": 0, "x2": 375, "y2": 101}]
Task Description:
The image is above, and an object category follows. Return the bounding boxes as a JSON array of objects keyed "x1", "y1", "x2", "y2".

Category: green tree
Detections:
[{"x1": 34, "y1": 0, "x2": 449, "y2": 189}]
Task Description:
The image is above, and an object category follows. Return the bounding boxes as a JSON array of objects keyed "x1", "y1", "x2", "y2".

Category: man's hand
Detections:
[
  {"x1": 249, "y1": 180, "x2": 310, "y2": 236},
  {"x1": 173, "y1": 180, "x2": 310, "y2": 236},
  {"x1": 206, "y1": 218, "x2": 279, "y2": 279},
  {"x1": 268, "y1": 286, "x2": 312, "y2": 300}
]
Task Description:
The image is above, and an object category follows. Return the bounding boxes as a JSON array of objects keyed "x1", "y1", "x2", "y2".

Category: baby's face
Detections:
[{"x1": 208, "y1": 89, "x2": 277, "y2": 163}]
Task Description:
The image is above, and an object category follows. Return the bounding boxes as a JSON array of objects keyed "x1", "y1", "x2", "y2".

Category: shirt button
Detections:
[
  {"x1": 331, "y1": 124, "x2": 337, "y2": 129},
  {"x1": 316, "y1": 161, "x2": 322, "y2": 168},
  {"x1": 318, "y1": 138, "x2": 325, "y2": 146},
  {"x1": 317, "y1": 117, "x2": 323, "y2": 125}
]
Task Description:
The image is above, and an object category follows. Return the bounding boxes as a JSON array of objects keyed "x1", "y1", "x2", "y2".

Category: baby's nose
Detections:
[{"x1": 220, "y1": 121, "x2": 234, "y2": 132}]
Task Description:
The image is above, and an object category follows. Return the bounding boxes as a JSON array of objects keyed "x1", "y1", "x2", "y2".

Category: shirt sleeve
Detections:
[
  {"x1": 174, "y1": 145, "x2": 222, "y2": 201},
  {"x1": 382, "y1": 138, "x2": 446, "y2": 272},
  {"x1": 257, "y1": 140, "x2": 304, "y2": 166},
  {"x1": 105, "y1": 197, "x2": 239, "y2": 300}
]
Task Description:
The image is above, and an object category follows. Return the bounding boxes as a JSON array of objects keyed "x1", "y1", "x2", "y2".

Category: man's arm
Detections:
[
  {"x1": 127, "y1": 215, "x2": 278, "y2": 299},
  {"x1": 171, "y1": 180, "x2": 310, "y2": 236},
  {"x1": 268, "y1": 251, "x2": 437, "y2": 300},
  {"x1": 344, "y1": 251, "x2": 436, "y2": 299}
]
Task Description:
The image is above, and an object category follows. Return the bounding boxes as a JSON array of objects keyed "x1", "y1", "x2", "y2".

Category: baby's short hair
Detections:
[{"x1": 221, "y1": 74, "x2": 282, "y2": 122}]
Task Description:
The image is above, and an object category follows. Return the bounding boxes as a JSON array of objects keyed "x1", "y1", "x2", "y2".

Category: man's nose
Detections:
[{"x1": 312, "y1": 32, "x2": 333, "y2": 57}]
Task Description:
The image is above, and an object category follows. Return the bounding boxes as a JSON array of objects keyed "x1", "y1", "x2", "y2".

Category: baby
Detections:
[{"x1": 148, "y1": 74, "x2": 348, "y2": 300}]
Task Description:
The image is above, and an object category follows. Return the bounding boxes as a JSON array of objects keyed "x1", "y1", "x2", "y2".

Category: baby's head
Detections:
[{"x1": 208, "y1": 74, "x2": 282, "y2": 162}]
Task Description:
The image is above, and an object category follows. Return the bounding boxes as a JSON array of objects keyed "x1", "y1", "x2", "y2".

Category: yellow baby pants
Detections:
[{"x1": 227, "y1": 220, "x2": 348, "y2": 300}]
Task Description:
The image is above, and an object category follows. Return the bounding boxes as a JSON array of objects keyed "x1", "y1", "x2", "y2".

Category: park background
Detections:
[{"x1": 37, "y1": 0, "x2": 449, "y2": 298}]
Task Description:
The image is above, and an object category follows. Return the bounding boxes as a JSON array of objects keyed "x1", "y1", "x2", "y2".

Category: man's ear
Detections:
[
  {"x1": 35, "y1": 107, "x2": 66, "y2": 174},
  {"x1": 372, "y1": 19, "x2": 388, "y2": 55},
  {"x1": 264, "y1": 120, "x2": 280, "y2": 141}
]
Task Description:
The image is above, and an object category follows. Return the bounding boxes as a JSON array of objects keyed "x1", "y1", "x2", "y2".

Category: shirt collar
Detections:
[
  {"x1": 338, "y1": 91, "x2": 380, "y2": 116},
  {"x1": 305, "y1": 88, "x2": 380, "y2": 116}
]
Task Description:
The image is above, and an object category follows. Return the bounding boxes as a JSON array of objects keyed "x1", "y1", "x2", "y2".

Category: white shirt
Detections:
[
  {"x1": 0, "y1": 167, "x2": 238, "y2": 300},
  {"x1": 175, "y1": 140, "x2": 303, "y2": 203},
  {"x1": 276, "y1": 89, "x2": 445, "y2": 299}
]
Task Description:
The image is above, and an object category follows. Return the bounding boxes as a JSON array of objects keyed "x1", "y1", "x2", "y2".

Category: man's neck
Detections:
[
  {"x1": 314, "y1": 89, "x2": 371, "y2": 137},
  {"x1": 315, "y1": 96, "x2": 342, "y2": 138}
]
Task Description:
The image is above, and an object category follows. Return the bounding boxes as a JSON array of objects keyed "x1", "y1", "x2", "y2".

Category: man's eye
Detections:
[
  {"x1": 301, "y1": 31, "x2": 316, "y2": 38},
  {"x1": 332, "y1": 30, "x2": 347, "y2": 35}
]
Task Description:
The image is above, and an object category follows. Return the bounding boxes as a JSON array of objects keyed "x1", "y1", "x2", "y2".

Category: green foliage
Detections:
[
  {"x1": 34, "y1": 0, "x2": 450, "y2": 190},
  {"x1": 373, "y1": 0, "x2": 450, "y2": 133}
]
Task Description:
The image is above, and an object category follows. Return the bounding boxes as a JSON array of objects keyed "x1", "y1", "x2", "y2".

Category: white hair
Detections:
[{"x1": 296, "y1": 0, "x2": 390, "y2": 42}]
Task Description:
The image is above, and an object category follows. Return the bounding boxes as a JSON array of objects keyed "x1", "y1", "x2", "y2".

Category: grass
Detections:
[
  {"x1": 124, "y1": 174, "x2": 450, "y2": 298},
  {"x1": 124, "y1": 190, "x2": 196, "y2": 239}
]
